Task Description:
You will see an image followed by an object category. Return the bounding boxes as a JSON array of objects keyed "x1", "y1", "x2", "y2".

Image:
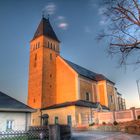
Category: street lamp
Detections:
[{"x1": 136, "y1": 80, "x2": 140, "y2": 101}]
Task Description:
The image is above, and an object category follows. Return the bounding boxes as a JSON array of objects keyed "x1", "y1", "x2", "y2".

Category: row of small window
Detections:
[
  {"x1": 54, "y1": 116, "x2": 72, "y2": 125},
  {"x1": 32, "y1": 42, "x2": 58, "y2": 51},
  {"x1": 85, "y1": 92, "x2": 114, "y2": 103},
  {"x1": 32, "y1": 42, "x2": 40, "y2": 51},
  {"x1": 47, "y1": 42, "x2": 58, "y2": 51},
  {"x1": 32, "y1": 115, "x2": 72, "y2": 125}
]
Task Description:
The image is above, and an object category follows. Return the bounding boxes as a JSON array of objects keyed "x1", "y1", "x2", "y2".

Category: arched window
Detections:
[
  {"x1": 54, "y1": 45, "x2": 55, "y2": 50},
  {"x1": 33, "y1": 98, "x2": 36, "y2": 103},
  {"x1": 36, "y1": 43, "x2": 38, "y2": 49},
  {"x1": 38, "y1": 42, "x2": 40, "y2": 48},
  {"x1": 34, "y1": 53, "x2": 37, "y2": 68},
  {"x1": 50, "y1": 53, "x2": 52, "y2": 60},
  {"x1": 48, "y1": 42, "x2": 50, "y2": 48},
  {"x1": 35, "y1": 53, "x2": 37, "y2": 61},
  {"x1": 110, "y1": 95, "x2": 113, "y2": 103},
  {"x1": 50, "y1": 43, "x2": 52, "y2": 49},
  {"x1": 85, "y1": 92, "x2": 90, "y2": 101}
]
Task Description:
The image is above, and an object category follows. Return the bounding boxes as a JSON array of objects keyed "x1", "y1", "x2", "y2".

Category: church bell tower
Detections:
[{"x1": 28, "y1": 17, "x2": 60, "y2": 109}]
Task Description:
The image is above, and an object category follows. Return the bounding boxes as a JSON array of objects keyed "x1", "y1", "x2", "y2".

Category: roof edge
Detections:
[{"x1": 0, "y1": 108, "x2": 36, "y2": 113}]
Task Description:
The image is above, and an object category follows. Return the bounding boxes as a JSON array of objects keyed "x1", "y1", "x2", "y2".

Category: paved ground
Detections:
[{"x1": 71, "y1": 131, "x2": 140, "y2": 140}]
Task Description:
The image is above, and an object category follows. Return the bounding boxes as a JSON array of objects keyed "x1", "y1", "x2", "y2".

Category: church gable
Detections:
[{"x1": 56, "y1": 56, "x2": 79, "y2": 104}]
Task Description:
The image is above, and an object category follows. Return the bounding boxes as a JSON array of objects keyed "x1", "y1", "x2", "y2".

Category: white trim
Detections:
[
  {"x1": 92, "y1": 83, "x2": 94, "y2": 102},
  {"x1": 77, "y1": 77, "x2": 80, "y2": 100},
  {"x1": 92, "y1": 83, "x2": 98, "y2": 102},
  {"x1": 104, "y1": 81, "x2": 108, "y2": 106}
]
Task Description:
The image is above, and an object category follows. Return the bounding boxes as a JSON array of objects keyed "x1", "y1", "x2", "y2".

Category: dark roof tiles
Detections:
[
  {"x1": 41, "y1": 100, "x2": 110, "y2": 110},
  {"x1": 64, "y1": 59, "x2": 114, "y2": 84},
  {"x1": 65, "y1": 59, "x2": 97, "y2": 81},
  {"x1": 33, "y1": 17, "x2": 60, "y2": 42},
  {"x1": 0, "y1": 91, "x2": 35, "y2": 112}
]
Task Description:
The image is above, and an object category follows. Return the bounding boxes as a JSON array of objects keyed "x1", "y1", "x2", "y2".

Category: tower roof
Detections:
[{"x1": 32, "y1": 17, "x2": 60, "y2": 42}]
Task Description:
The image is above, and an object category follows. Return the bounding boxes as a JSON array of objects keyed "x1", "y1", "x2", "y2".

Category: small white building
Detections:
[{"x1": 0, "y1": 91, "x2": 35, "y2": 131}]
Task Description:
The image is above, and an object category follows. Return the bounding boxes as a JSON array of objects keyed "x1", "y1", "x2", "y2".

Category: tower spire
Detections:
[
  {"x1": 42, "y1": 10, "x2": 45, "y2": 18},
  {"x1": 32, "y1": 16, "x2": 60, "y2": 42},
  {"x1": 47, "y1": 14, "x2": 50, "y2": 20}
]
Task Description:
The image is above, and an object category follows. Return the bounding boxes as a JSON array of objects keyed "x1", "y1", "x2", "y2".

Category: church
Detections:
[{"x1": 27, "y1": 17, "x2": 126, "y2": 127}]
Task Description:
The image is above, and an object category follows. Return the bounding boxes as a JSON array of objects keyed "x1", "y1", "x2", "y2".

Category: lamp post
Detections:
[{"x1": 136, "y1": 80, "x2": 140, "y2": 101}]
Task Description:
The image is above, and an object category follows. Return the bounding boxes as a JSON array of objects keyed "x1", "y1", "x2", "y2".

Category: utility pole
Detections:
[{"x1": 136, "y1": 80, "x2": 140, "y2": 101}]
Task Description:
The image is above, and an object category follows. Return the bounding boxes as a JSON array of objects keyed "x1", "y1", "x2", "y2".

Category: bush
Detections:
[
  {"x1": 137, "y1": 115, "x2": 140, "y2": 120},
  {"x1": 113, "y1": 121, "x2": 118, "y2": 126},
  {"x1": 102, "y1": 122, "x2": 106, "y2": 125},
  {"x1": 89, "y1": 122, "x2": 95, "y2": 126}
]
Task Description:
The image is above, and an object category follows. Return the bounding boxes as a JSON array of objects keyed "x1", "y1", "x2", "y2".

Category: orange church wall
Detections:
[
  {"x1": 28, "y1": 35, "x2": 60, "y2": 109},
  {"x1": 28, "y1": 36, "x2": 44, "y2": 108},
  {"x1": 41, "y1": 43, "x2": 57, "y2": 108},
  {"x1": 56, "y1": 56, "x2": 78, "y2": 104},
  {"x1": 97, "y1": 80, "x2": 108, "y2": 107}
]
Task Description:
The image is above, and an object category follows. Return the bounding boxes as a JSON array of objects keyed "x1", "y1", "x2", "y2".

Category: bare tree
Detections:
[{"x1": 98, "y1": 0, "x2": 140, "y2": 66}]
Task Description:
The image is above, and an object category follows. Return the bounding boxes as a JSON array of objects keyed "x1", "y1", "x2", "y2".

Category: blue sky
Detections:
[{"x1": 0, "y1": 0, "x2": 140, "y2": 108}]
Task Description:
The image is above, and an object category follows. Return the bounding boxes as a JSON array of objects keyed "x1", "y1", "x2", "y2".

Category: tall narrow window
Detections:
[
  {"x1": 50, "y1": 53, "x2": 52, "y2": 60},
  {"x1": 67, "y1": 115, "x2": 72, "y2": 126},
  {"x1": 50, "y1": 43, "x2": 52, "y2": 49},
  {"x1": 6, "y1": 120, "x2": 14, "y2": 130},
  {"x1": 38, "y1": 42, "x2": 40, "y2": 48},
  {"x1": 57, "y1": 45, "x2": 59, "y2": 51},
  {"x1": 35, "y1": 53, "x2": 37, "y2": 61},
  {"x1": 110, "y1": 95, "x2": 113, "y2": 103},
  {"x1": 85, "y1": 92, "x2": 90, "y2": 101},
  {"x1": 36, "y1": 43, "x2": 38, "y2": 49},
  {"x1": 33, "y1": 98, "x2": 36, "y2": 103},
  {"x1": 54, "y1": 116, "x2": 58, "y2": 124},
  {"x1": 48, "y1": 42, "x2": 50, "y2": 48},
  {"x1": 34, "y1": 53, "x2": 37, "y2": 67}
]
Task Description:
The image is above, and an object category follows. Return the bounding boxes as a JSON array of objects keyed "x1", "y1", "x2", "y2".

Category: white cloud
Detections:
[
  {"x1": 99, "y1": 16, "x2": 109, "y2": 25},
  {"x1": 89, "y1": 0, "x2": 98, "y2": 8},
  {"x1": 43, "y1": 2, "x2": 56, "y2": 15},
  {"x1": 98, "y1": 7, "x2": 106, "y2": 15},
  {"x1": 84, "y1": 26, "x2": 92, "y2": 33},
  {"x1": 58, "y1": 22, "x2": 68, "y2": 30},
  {"x1": 57, "y1": 16, "x2": 65, "y2": 20},
  {"x1": 56, "y1": 15, "x2": 69, "y2": 30},
  {"x1": 98, "y1": 7, "x2": 109, "y2": 26}
]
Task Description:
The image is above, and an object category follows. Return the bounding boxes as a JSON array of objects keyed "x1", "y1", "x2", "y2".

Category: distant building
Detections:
[
  {"x1": 117, "y1": 92, "x2": 126, "y2": 110},
  {"x1": 0, "y1": 91, "x2": 35, "y2": 131},
  {"x1": 27, "y1": 17, "x2": 126, "y2": 127}
]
